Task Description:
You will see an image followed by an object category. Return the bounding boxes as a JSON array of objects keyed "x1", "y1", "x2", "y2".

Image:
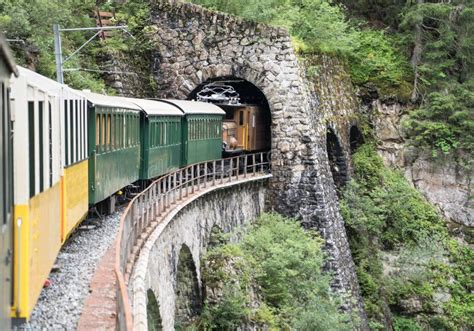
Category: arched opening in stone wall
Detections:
[
  {"x1": 147, "y1": 289, "x2": 163, "y2": 331},
  {"x1": 326, "y1": 128, "x2": 348, "y2": 193},
  {"x1": 188, "y1": 77, "x2": 272, "y2": 156},
  {"x1": 174, "y1": 244, "x2": 202, "y2": 329},
  {"x1": 350, "y1": 125, "x2": 364, "y2": 154}
]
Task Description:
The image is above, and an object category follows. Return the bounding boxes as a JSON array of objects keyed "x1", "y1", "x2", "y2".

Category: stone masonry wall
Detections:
[
  {"x1": 130, "y1": 179, "x2": 268, "y2": 330},
  {"x1": 110, "y1": 0, "x2": 367, "y2": 326}
]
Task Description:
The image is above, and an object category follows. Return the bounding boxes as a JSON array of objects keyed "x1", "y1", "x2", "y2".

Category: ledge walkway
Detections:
[{"x1": 77, "y1": 153, "x2": 271, "y2": 330}]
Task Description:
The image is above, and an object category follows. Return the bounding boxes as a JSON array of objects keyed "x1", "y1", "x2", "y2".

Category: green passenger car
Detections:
[
  {"x1": 161, "y1": 100, "x2": 225, "y2": 166},
  {"x1": 127, "y1": 99, "x2": 184, "y2": 180},
  {"x1": 84, "y1": 91, "x2": 142, "y2": 205}
]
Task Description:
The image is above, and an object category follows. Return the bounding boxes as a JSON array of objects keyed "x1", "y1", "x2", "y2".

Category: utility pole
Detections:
[
  {"x1": 53, "y1": 24, "x2": 64, "y2": 84},
  {"x1": 53, "y1": 24, "x2": 133, "y2": 83}
]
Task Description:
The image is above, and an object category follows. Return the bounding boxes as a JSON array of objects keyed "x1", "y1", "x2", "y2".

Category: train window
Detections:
[
  {"x1": 48, "y1": 102, "x2": 53, "y2": 187},
  {"x1": 96, "y1": 114, "x2": 100, "y2": 152},
  {"x1": 123, "y1": 114, "x2": 127, "y2": 148},
  {"x1": 111, "y1": 113, "x2": 115, "y2": 150},
  {"x1": 64, "y1": 100, "x2": 69, "y2": 165},
  {"x1": 108, "y1": 114, "x2": 112, "y2": 150},
  {"x1": 117, "y1": 114, "x2": 122, "y2": 149},
  {"x1": 38, "y1": 101, "x2": 44, "y2": 192},
  {"x1": 28, "y1": 101, "x2": 35, "y2": 197},
  {"x1": 239, "y1": 111, "x2": 244, "y2": 126},
  {"x1": 75, "y1": 100, "x2": 79, "y2": 162},
  {"x1": 69, "y1": 100, "x2": 74, "y2": 164},
  {"x1": 101, "y1": 113, "x2": 106, "y2": 151}
]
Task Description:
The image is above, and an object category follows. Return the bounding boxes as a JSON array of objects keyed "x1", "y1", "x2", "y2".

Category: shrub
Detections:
[{"x1": 199, "y1": 213, "x2": 348, "y2": 330}]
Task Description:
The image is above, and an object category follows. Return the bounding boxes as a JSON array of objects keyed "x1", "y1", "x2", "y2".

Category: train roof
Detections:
[
  {"x1": 0, "y1": 35, "x2": 18, "y2": 76},
  {"x1": 17, "y1": 66, "x2": 64, "y2": 94},
  {"x1": 81, "y1": 90, "x2": 142, "y2": 111},
  {"x1": 123, "y1": 98, "x2": 184, "y2": 116},
  {"x1": 160, "y1": 99, "x2": 226, "y2": 115}
]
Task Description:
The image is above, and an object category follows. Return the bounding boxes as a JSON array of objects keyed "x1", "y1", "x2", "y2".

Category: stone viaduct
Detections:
[{"x1": 104, "y1": 0, "x2": 368, "y2": 327}]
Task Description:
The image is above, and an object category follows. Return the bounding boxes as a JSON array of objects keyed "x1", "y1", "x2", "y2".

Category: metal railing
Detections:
[{"x1": 114, "y1": 152, "x2": 271, "y2": 329}]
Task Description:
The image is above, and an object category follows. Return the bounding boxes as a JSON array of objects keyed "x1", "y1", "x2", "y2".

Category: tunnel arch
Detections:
[
  {"x1": 188, "y1": 75, "x2": 272, "y2": 154},
  {"x1": 174, "y1": 244, "x2": 201, "y2": 329},
  {"x1": 326, "y1": 128, "x2": 348, "y2": 193},
  {"x1": 147, "y1": 289, "x2": 163, "y2": 331},
  {"x1": 349, "y1": 125, "x2": 364, "y2": 154}
]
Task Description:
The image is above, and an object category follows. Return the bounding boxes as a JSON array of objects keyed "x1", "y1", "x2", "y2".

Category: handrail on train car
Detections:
[{"x1": 114, "y1": 152, "x2": 271, "y2": 330}]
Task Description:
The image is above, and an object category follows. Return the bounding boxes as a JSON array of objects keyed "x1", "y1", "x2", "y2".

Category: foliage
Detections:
[
  {"x1": 0, "y1": 0, "x2": 151, "y2": 92},
  {"x1": 0, "y1": 0, "x2": 111, "y2": 90},
  {"x1": 340, "y1": 143, "x2": 474, "y2": 329},
  {"x1": 348, "y1": 30, "x2": 412, "y2": 101},
  {"x1": 191, "y1": 0, "x2": 357, "y2": 55},
  {"x1": 199, "y1": 213, "x2": 348, "y2": 330},
  {"x1": 399, "y1": 1, "x2": 474, "y2": 161}
]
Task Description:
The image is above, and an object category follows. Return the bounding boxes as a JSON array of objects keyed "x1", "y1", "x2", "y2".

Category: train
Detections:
[
  {"x1": 0, "y1": 36, "x2": 270, "y2": 325},
  {"x1": 0, "y1": 34, "x2": 18, "y2": 330}
]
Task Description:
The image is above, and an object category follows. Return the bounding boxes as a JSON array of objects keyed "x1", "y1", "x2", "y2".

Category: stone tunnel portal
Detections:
[{"x1": 188, "y1": 77, "x2": 272, "y2": 154}]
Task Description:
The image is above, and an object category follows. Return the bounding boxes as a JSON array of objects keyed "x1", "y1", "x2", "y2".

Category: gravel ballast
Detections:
[{"x1": 17, "y1": 210, "x2": 122, "y2": 330}]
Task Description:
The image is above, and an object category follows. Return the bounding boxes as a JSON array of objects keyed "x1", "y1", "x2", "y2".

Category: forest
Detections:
[{"x1": 1, "y1": 0, "x2": 472, "y2": 330}]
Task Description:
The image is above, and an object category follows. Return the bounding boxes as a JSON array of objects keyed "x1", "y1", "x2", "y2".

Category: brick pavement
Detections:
[{"x1": 77, "y1": 243, "x2": 117, "y2": 330}]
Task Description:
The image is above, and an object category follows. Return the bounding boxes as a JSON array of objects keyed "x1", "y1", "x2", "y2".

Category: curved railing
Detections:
[{"x1": 114, "y1": 152, "x2": 271, "y2": 330}]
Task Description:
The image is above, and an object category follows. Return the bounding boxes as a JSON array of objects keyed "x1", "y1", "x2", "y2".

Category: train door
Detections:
[
  {"x1": 0, "y1": 72, "x2": 13, "y2": 329},
  {"x1": 236, "y1": 108, "x2": 249, "y2": 150}
]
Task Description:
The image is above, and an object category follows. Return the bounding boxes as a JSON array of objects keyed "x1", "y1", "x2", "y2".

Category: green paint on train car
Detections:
[
  {"x1": 88, "y1": 105, "x2": 141, "y2": 205},
  {"x1": 182, "y1": 114, "x2": 223, "y2": 165},
  {"x1": 140, "y1": 115, "x2": 182, "y2": 180}
]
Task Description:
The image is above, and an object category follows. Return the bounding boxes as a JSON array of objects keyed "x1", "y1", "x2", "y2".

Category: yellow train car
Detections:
[{"x1": 10, "y1": 68, "x2": 89, "y2": 322}]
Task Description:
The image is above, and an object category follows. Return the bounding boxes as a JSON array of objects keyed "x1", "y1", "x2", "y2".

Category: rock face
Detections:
[
  {"x1": 108, "y1": 0, "x2": 367, "y2": 326},
  {"x1": 372, "y1": 100, "x2": 473, "y2": 231}
]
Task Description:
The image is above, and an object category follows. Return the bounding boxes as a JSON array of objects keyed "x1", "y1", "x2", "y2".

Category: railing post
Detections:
[
  {"x1": 191, "y1": 166, "x2": 195, "y2": 194},
  {"x1": 204, "y1": 163, "x2": 208, "y2": 188},
  {"x1": 220, "y1": 159, "x2": 224, "y2": 184},
  {"x1": 229, "y1": 158, "x2": 233, "y2": 183},
  {"x1": 173, "y1": 172, "x2": 177, "y2": 204},
  {"x1": 179, "y1": 169, "x2": 183, "y2": 200},
  {"x1": 236, "y1": 156, "x2": 240, "y2": 180},
  {"x1": 212, "y1": 160, "x2": 216, "y2": 186},
  {"x1": 185, "y1": 167, "x2": 189, "y2": 197},
  {"x1": 244, "y1": 155, "x2": 248, "y2": 178},
  {"x1": 252, "y1": 153, "x2": 256, "y2": 174}
]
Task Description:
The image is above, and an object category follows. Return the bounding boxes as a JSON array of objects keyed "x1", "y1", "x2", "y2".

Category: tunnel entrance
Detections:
[
  {"x1": 350, "y1": 125, "x2": 364, "y2": 154},
  {"x1": 326, "y1": 128, "x2": 348, "y2": 193},
  {"x1": 188, "y1": 77, "x2": 272, "y2": 156},
  {"x1": 174, "y1": 245, "x2": 201, "y2": 329}
]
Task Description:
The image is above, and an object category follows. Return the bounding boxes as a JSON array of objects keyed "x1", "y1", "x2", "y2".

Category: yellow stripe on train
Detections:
[
  {"x1": 62, "y1": 159, "x2": 89, "y2": 242},
  {"x1": 11, "y1": 183, "x2": 61, "y2": 320}
]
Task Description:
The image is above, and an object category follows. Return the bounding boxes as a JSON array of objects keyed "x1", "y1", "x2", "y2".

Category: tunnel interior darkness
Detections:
[
  {"x1": 350, "y1": 125, "x2": 364, "y2": 154},
  {"x1": 188, "y1": 76, "x2": 272, "y2": 152},
  {"x1": 326, "y1": 128, "x2": 348, "y2": 193}
]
